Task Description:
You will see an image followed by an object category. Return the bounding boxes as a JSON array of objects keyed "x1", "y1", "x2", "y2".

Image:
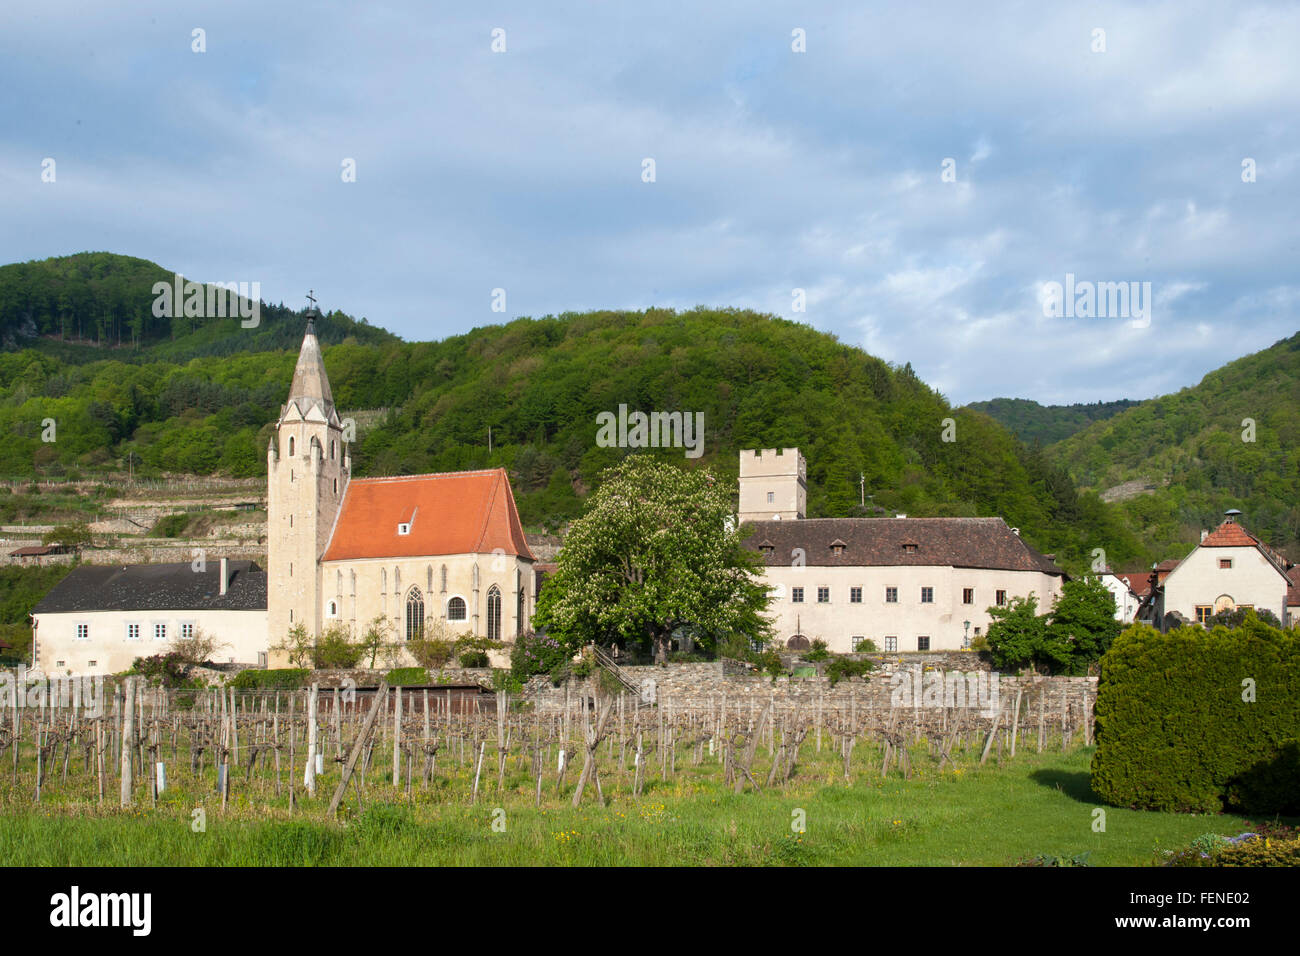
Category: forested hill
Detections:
[
  {"x1": 1049, "y1": 331, "x2": 1300, "y2": 561},
  {"x1": 0, "y1": 253, "x2": 1150, "y2": 573},
  {"x1": 0, "y1": 252, "x2": 397, "y2": 358},
  {"x1": 965, "y1": 397, "x2": 1141, "y2": 446}
]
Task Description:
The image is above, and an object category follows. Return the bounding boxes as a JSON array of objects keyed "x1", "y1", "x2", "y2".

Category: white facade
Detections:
[
  {"x1": 760, "y1": 563, "x2": 1063, "y2": 653},
  {"x1": 1158, "y1": 542, "x2": 1288, "y2": 627},
  {"x1": 34, "y1": 608, "x2": 268, "y2": 677},
  {"x1": 1099, "y1": 572, "x2": 1139, "y2": 624}
]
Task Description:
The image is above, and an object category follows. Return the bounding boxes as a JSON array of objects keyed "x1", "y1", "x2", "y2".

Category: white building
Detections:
[
  {"x1": 1099, "y1": 571, "x2": 1140, "y2": 624},
  {"x1": 1152, "y1": 511, "x2": 1290, "y2": 629},
  {"x1": 31, "y1": 559, "x2": 267, "y2": 676},
  {"x1": 738, "y1": 448, "x2": 1067, "y2": 653}
]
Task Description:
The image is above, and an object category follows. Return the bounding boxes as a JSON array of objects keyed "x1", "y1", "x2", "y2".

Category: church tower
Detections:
[
  {"x1": 267, "y1": 313, "x2": 349, "y2": 654},
  {"x1": 738, "y1": 448, "x2": 806, "y2": 523}
]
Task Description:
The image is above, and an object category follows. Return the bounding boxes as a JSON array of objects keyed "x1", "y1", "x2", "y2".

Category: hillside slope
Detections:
[
  {"x1": 0, "y1": 255, "x2": 1150, "y2": 573},
  {"x1": 1050, "y1": 331, "x2": 1300, "y2": 560},
  {"x1": 966, "y1": 397, "x2": 1140, "y2": 446}
]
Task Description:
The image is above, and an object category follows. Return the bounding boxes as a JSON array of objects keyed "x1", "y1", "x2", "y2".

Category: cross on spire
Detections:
[{"x1": 306, "y1": 289, "x2": 318, "y2": 313}]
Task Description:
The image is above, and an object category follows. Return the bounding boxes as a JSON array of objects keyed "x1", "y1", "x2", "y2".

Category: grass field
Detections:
[{"x1": 0, "y1": 747, "x2": 1273, "y2": 866}]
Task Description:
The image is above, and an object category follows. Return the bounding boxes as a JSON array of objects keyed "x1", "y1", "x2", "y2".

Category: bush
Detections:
[
  {"x1": 510, "y1": 630, "x2": 569, "y2": 680},
  {"x1": 314, "y1": 626, "x2": 364, "y2": 669},
  {"x1": 128, "y1": 653, "x2": 196, "y2": 688},
  {"x1": 385, "y1": 667, "x2": 427, "y2": 686},
  {"x1": 825, "y1": 656, "x2": 876, "y2": 686},
  {"x1": 755, "y1": 649, "x2": 784, "y2": 678},
  {"x1": 229, "y1": 668, "x2": 310, "y2": 690},
  {"x1": 151, "y1": 513, "x2": 190, "y2": 538},
  {"x1": 458, "y1": 651, "x2": 489, "y2": 667},
  {"x1": 803, "y1": 639, "x2": 831, "y2": 662},
  {"x1": 408, "y1": 637, "x2": 455, "y2": 669},
  {"x1": 1091, "y1": 618, "x2": 1300, "y2": 813}
]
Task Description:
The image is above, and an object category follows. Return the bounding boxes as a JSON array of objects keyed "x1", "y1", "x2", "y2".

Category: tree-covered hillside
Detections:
[
  {"x1": 965, "y1": 397, "x2": 1141, "y2": 447},
  {"x1": 0, "y1": 253, "x2": 1154, "y2": 574},
  {"x1": 1050, "y1": 331, "x2": 1300, "y2": 562}
]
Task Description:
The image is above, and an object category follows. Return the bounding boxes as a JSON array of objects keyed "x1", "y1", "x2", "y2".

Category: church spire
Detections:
[{"x1": 286, "y1": 293, "x2": 333, "y2": 414}]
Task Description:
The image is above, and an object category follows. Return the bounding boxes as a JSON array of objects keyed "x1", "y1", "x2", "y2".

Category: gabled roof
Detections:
[
  {"x1": 322, "y1": 469, "x2": 534, "y2": 562},
  {"x1": 33, "y1": 561, "x2": 266, "y2": 614},
  {"x1": 1287, "y1": 567, "x2": 1300, "y2": 608},
  {"x1": 740, "y1": 517, "x2": 1064, "y2": 575}
]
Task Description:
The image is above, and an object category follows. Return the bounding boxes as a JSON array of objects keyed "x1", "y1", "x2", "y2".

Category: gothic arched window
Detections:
[
  {"x1": 288, "y1": 435, "x2": 295, "y2": 456},
  {"x1": 405, "y1": 587, "x2": 425, "y2": 641},
  {"x1": 486, "y1": 586, "x2": 502, "y2": 641}
]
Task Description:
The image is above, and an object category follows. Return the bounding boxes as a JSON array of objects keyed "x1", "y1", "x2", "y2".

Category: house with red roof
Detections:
[
  {"x1": 1150, "y1": 510, "x2": 1290, "y2": 630},
  {"x1": 266, "y1": 317, "x2": 534, "y2": 664}
]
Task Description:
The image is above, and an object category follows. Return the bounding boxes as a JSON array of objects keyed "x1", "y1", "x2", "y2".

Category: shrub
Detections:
[
  {"x1": 128, "y1": 653, "x2": 196, "y2": 688},
  {"x1": 385, "y1": 667, "x2": 427, "y2": 686},
  {"x1": 803, "y1": 639, "x2": 831, "y2": 662},
  {"x1": 1091, "y1": 619, "x2": 1300, "y2": 813},
  {"x1": 755, "y1": 649, "x2": 784, "y2": 678},
  {"x1": 151, "y1": 513, "x2": 190, "y2": 538},
  {"x1": 314, "y1": 626, "x2": 364, "y2": 669},
  {"x1": 408, "y1": 637, "x2": 455, "y2": 669},
  {"x1": 229, "y1": 668, "x2": 309, "y2": 690},
  {"x1": 825, "y1": 656, "x2": 875, "y2": 686},
  {"x1": 511, "y1": 630, "x2": 569, "y2": 680},
  {"x1": 459, "y1": 651, "x2": 489, "y2": 668}
]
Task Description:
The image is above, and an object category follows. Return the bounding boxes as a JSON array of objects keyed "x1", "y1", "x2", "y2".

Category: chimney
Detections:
[
  {"x1": 1200, "y1": 529, "x2": 1209, "y2": 543},
  {"x1": 220, "y1": 557, "x2": 228, "y2": 596}
]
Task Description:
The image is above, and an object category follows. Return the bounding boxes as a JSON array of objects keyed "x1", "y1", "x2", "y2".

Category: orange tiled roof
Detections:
[
  {"x1": 1200, "y1": 521, "x2": 1261, "y2": 548},
  {"x1": 1287, "y1": 567, "x2": 1300, "y2": 608},
  {"x1": 322, "y1": 469, "x2": 534, "y2": 562}
]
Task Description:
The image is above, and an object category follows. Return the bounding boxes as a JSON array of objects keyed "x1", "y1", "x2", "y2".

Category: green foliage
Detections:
[
  {"x1": 407, "y1": 636, "x2": 455, "y2": 669},
  {"x1": 967, "y1": 398, "x2": 1140, "y2": 446},
  {"x1": 0, "y1": 564, "x2": 73, "y2": 659},
  {"x1": 458, "y1": 651, "x2": 489, "y2": 667},
  {"x1": 491, "y1": 668, "x2": 524, "y2": 694},
  {"x1": 534, "y1": 455, "x2": 773, "y2": 662},
  {"x1": 984, "y1": 595, "x2": 1047, "y2": 673},
  {"x1": 151, "y1": 513, "x2": 191, "y2": 538},
  {"x1": 1090, "y1": 619, "x2": 1300, "y2": 813},
  {"x1": 1209, "y1": 606, "x2": 1283, "y2": 630},
  {"x1": 825, "y1": 656, "x2": 876, "y2": 685},
  {"x1": 755, "y1": 649, "x2": 785, "y2": 678},
  {"x1": 314, "y1": 625, "x2": 364, "y2": 669},
  {"x1": 803, "y1": 638, "x2": 831, "y2": 662},
  {"x1": 41, "y1": 523, "x2": 92, "y2": 549},
  {"x1": 384, "y1": 667, "x2": 428, "y2": 686},
  {"x1": 228, "y1": 668, "x2": 309, "y2": 689},
  {"x1": 510, "y1": 631, "x2": 569, "y2": 680},
  {"x1": 1052, "y1": 330, "x2": 1300, "y2": 560},
  {"x1": 126, "y1": 653, "x2": 201, "y2": 688}
]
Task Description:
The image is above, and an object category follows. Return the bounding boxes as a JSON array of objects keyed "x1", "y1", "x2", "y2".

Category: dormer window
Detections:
[
  {"x1": 902, "y1": 542, "x2": 918, "y2": 554},
  {"x1": 757, "y1": 539, "x2": 775, "y2": 557},
  {"x1": 398, "y1": 522, "x2": 411, "y2": 536},
  {"x1": 830, "y1": 538, "x2": 847, "y2": 557}
]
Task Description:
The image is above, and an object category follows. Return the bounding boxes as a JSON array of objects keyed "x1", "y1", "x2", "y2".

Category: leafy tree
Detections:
[
  {"x1": 534, "y1": 455, "x2": 773, "y2": 662},
  {"x1": 1044, "y1": 576, "x2": 1122, "y2": 674},
  {"x1": 41, "y1": 524, "x2": 92, "y2": 552},
  {"x1": 984, "y1": 595, "x2": 1047, "y2": 673}
]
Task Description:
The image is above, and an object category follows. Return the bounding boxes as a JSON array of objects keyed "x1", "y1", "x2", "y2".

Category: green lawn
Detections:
[{"x1": 0, "y1": 748, "x2": 1268, "y2": 866}]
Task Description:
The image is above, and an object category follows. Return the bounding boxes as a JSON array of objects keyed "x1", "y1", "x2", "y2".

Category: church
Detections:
[{"x1": 32, "y1": 317, "x2": 535, "y2": 676}]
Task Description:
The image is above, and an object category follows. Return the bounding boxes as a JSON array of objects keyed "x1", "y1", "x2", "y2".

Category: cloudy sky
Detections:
[{"x1": 2, "y1": 1, "x2": 1297, "y2": 404}]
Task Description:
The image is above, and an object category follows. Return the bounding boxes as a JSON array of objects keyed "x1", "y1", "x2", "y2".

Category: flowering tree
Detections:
[{"x1": 534, "y1": 455, "x2": 772, "y2": 662}]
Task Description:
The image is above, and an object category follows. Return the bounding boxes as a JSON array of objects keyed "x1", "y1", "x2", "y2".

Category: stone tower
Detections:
[
  {"x1": 738, "y1": 448, "x2": 806, "y2": 523},
  {"x1": 267, "y1": 315, "x2": 349, "y2": 652}
]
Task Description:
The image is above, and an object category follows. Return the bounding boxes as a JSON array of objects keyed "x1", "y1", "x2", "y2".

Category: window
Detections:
[
  {"x1": 1219, "y1": 558, "x2": 1233, "y2": 569},
  {"x1": 767, "y1": 491, "x2": 775, "y2": 504},
  {"x1": 917, "y1": 636, "x2": 931, "y2": 651},
  {"x1": 487, "y1": 585, "x2": 502, "y2": 641},
  {"x1": 850, "y1": 587, "x2": 862, "y2": 604},
  {"x1": 288, "y1": 436, "x2": 295, "y2": 456},
  {"x1": 76, "y1": 623, "x2": 89, "y2": 641},
  {"x1": 153, "y1": 623, "x2": 167, "y2": 641},
  {"x1": 55, "y1": 660, "x2": 65, "y2": 668},
  {"x1": 333, "y1": 478, "x2": 338, "y2": 494},
  {"x1": 996, "y1": 590, "x2": 1007, "y2": 606},
  {"x1": 125, "y1": 623, "x2": 140, "y2": 641},
  {"x1": 902, "y1": 543, "x2": 918, "y2": 554},
  {"x1": 326, "y1": 600, "x2": 338, "y2": 618},
  {"x1": 885, "y1": 587, "x2": 898, "y2": 603},
  {"x1": 88, "y1": 660, "x2": 97, "y2": 668},
  {"x1": 1196, "y1": 605, "x2": 1212, "y2": 625},
  {"x1": 963, "y1": 588, "x2": 974, "y2": 605},
  {"x1": 920, "y1": 587, "x2": 933, "y2": 604},
  {"x1": 447, "y1": 596, "x2": 467, "y2": 622},
  {"x1": 817, "y1": 587, "x2": 830, "y2": 604},
  {"x1": 405, "y1": 587, "x2": 425, "y2": 640},
  {"x1": 791, "y1": 587, "x2": 804, "y2": 603},
  {"x1": 329, "y1": 439, "x2": 335, "y2": 460},
  {"x1": 851, "y1": 635, "x2": 869, "y2": 651},
  {"x1": 180, "y1": 622, "x2": 195, "y2": 640},
  {"x1": 884, "y1": 636, "x2": 898, "y2": 652},
  {"x1": 398, "y1": 523, "x2": 411, "y2": 535}
]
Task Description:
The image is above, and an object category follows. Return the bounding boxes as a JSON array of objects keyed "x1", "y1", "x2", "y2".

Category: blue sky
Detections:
[{"x1": 2, "y1": 1, "x2": 1297, "y2": 405}]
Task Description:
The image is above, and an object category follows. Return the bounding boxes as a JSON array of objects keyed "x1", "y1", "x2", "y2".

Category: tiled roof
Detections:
[
  {"x1": 322, "y1": 469, "x2": 534, "y2": 562},
  {"x1": 740, "y1": 517, "x2": 1064, "y2": 574},
  {"x1": 1200, "y1": 521, "x2": 1262, "y2": 548},
  {"x1": 33, "y1": 561, "x2": 266, "y2": 614},
  {"x1": 1287, "y1": 567, "x2": 1300, "y2": 608}
]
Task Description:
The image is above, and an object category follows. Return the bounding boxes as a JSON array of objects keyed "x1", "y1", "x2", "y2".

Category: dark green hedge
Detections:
[
  {"x1": 229, "y1": 668, "x2": 310, "y2": 690},
  {"x1": 1091, "y1": 617, "x2": 1300, "y2": 813}
]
